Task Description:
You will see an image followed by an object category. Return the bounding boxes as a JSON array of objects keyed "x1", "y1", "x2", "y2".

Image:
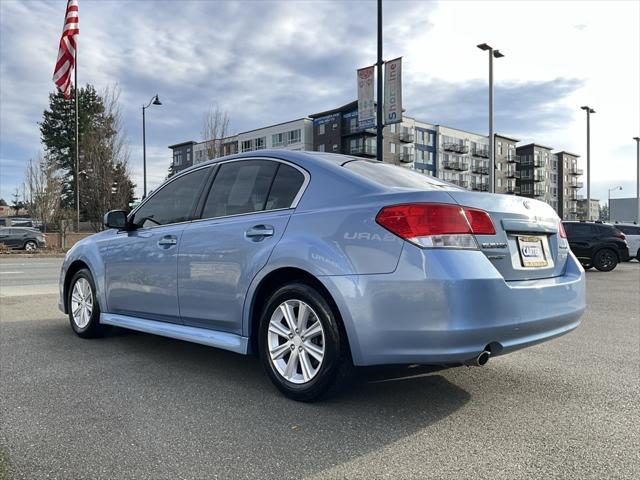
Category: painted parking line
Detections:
[{"x1": 0, "y1": 271, "x2": 24, "y2": 275}]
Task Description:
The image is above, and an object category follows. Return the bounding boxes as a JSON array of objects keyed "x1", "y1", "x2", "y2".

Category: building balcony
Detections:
[
  {"x1": 452, "y1": 161, "x2": 469, "y2": 171},
  {"x1": 398, "y1": 132, "x2": 415, "y2": 143},
  {"x1": 533, "y1": 171, "x2": 545, "y2": 182},
  {"x1": 471, "y1": 183, "x2": 489, "y2": 192},
  {"x1": 343, "y1": 124, "x2": 376, "y2": 136},
  {"x1": 569, "y1": 181, "x2": 584, "y2": 189},
  {"x1": 471, "y1": 164, "x2": 489, "y2": 175},
  {"x1": 568, "y1": 167, "x2": 584, "y2": 176},
  {"x1": 398, "y1": 152, "x2": 415, "y2": 163},
  {"x1": 534, "y1": 187, "x2": 545, "y2": 197},
  {"x1": 506, "y1": 170, "x2": 520, "y2": 179},
  {"x1": 505, "y1": 185, "x2": 520, "y2": 195},
  {"x1": 350, "y1": 145, "x2": 377, "y2": 157},
  {"x1": 443, "y1": 142, "x2": 469, "y2": 154},
  {"x1": 442, "y1": 160, "x2": 454, "y2": 170},
  {"x1": 507, "y1": 154, "x2": 520, "y2": 163},
  {"x1": 450, "y1": 179, "x2": 468, "y2": 188},
  {"x1": 472, "y1": 148, "x2": 490, "y2": 158}
]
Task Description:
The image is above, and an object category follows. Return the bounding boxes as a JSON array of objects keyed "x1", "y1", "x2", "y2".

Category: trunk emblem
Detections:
[{"x1": 523, "y1": 200, "x2": 531, "y2": 209}]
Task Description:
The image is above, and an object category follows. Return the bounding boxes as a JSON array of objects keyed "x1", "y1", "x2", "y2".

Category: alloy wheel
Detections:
[
  {"x1": 25, "y1": 241, "x2": 37, "y2": 251},
  {"x1": 267, "y1": 299, "x2": 325, "y2": 384},
  {"x1": 71, "y1": 277, "x2": 93, "y2": 329}
]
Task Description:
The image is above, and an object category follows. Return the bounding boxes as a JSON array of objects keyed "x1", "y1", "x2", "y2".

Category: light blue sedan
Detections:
[{"x1": 59, "y1": 151, "x2": 585, "y2": 401}]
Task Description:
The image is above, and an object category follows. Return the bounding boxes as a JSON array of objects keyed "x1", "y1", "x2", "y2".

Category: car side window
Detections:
[
  {"x1": 131, "y1": 168, "x2": 209, "y2": 228},
  {"x1": 568, "y1": 224, "x2": 593, "y2": 236},
  {"x1": 265, "y1": 164, "x2": 305, "y2": 210},
  {"x1": 201, "y1": 160, "x2": 278, "y2": 219}
]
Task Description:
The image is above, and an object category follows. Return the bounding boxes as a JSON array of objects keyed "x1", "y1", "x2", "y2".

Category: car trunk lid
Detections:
[{"x1": 445, "y1": 191, "x2": 567, "y2": 281}]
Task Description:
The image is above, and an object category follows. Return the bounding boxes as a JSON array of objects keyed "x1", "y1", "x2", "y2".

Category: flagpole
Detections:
[{"x1": 74, "y1": 48, "x2": 80, "y2": 232}]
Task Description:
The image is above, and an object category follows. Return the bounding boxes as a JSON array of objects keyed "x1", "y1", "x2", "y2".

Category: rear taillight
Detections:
[
  {"x1": 375, "y1": 203, "x2": 495, "y2": 249},
  {"x1": 558, "y1": 222, "x2": 567, "y2": 238},
  {"x1": 615, "y1": 232, "x2": 626, "y2": 240}
]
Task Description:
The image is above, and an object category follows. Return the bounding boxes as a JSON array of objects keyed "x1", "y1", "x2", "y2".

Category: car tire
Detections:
[
  {"x1": 258, "y1": 282, "x2": 352, "y2": 402},
  {"x1": 593, "y1": 249, "x2": 618, "y2": 272},
  {"x1": 24, "y1": 240, "x2": 37, "y2": 251},
  {"x1": 67, "y1": 269, "x2": 109, "y2": 338}
]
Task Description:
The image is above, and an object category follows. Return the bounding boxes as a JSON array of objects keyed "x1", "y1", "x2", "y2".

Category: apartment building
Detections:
[
  {"x1": 576, "y1": 198, "x2": 600, "y2": 221},
  {"x1": 309, "y1": 101, "x2": 438, "y2": 175},
  {"x1": 556, "y1": 151, "x2": 582, "y2": 220},
  {"x1": 436, "y1": 125, "x2": 490, "y2": 191},
  {"x1": 169, "y1": 118, "x2": 312, "y2": 175},
  {"x1": 167, "y1": 102, "x2": 586, "y2": 220},
  {"x1": 168, "y1": 141, "x2": 196, "y2": 174},
  {"x1": 516, "y1": 143, "x2": 558, "y2": 211},
  {"x1": 237, "y1": 118, "x2": 313, "y2": 153},
  {"x1": 494, "y1": 134, "x2": 520, "y2": 195}
]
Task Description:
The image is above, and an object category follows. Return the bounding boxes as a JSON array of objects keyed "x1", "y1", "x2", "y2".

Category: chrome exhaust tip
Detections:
[{"x1": 466, "y1": 350, "x2": 491, "y2": 367}]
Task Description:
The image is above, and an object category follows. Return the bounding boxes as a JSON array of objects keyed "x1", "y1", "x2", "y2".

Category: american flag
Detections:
[{"x1": 52, "y1": 0, "x2": 79, "y2": 99}]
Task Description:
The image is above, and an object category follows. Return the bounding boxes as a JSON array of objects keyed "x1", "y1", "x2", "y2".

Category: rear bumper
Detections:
[{"x1": 320, "y1": 247, "x2": 585, "y2": 366}]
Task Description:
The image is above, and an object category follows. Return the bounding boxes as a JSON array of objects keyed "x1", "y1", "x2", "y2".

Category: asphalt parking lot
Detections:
[{"x1": 0, "y1": 257, "x2": 638, "y2": 479}]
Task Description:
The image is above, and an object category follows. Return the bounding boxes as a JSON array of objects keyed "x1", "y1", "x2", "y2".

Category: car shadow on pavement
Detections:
[{"x1": 3, "y1": 320, "x2": 470, "y2": 479}]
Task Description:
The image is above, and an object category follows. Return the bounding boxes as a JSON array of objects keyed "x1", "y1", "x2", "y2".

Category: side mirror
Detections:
[{"x1": 104, "y1": 210, "x2": 128, "y2": 230}]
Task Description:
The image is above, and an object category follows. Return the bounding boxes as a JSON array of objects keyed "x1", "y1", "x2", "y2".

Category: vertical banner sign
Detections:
[
  {"x1": 357, "y1": 66, "x2": 376, "y2": 129},
  {"x1": 384, "y1": 57, "x2": 402, "y2": 125}
]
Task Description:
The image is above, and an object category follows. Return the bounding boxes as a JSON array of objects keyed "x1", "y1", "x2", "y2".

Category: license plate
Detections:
[{"x1": 517, "y1": 235, "x2": 548, "y2": 267}]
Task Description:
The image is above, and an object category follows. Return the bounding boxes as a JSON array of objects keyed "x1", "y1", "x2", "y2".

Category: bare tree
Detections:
[
  {"x1": 201, "y1": 104, "x2": 231, "y2": 160},
  {"x1": 82, "y1": 85, "x2": 135, "y2": 231},
  {"x1": 24, "y1": 153, "x2": 62, "y2": 231}
]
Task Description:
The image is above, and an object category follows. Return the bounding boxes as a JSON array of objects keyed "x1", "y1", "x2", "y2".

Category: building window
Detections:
[
  {"x1": 318, "y1": 124, "x2": 325, "y2": 135},
  {"x1": 390, "y1": 142, "x2": 396, "y2": 154},
  {"x1": 255, "y1": 137, "x2": 266, "y2": 150},
  {"x1": 332, "y1": 144, "x2": 338, "y2": 152},
  {"x1": 288, "y1": 129, "x2": 301, "y2": 144},
  {"x1": 272, "y1": 133, "x2": 285, "y2": 148},
  {"x1": 173, "y1": 151, "x2": 182, "y2": 166},
  {"x1": 497, "y1": 142, "x2": 502, "y2": 155},
  {"x1": 428, "y1": 133, "x2": 435, "y2": 147},
  {"x1": 241, "y1": 140, "x2": 253, "y2": 152},
  {"x1": 317, "y1": 144, "x2": 325, "y2": 152},
  {"x1": 332, "y1": 123, "x2": 338, "y2": 130}
]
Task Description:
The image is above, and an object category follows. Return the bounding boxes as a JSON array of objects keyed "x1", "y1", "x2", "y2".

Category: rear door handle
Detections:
[
  {"x1": 157, "y1": 235, "x2": 178, "y2": 248},
  {"x1": 245, "y1": 225, "x2": 274, "y2": 238}
]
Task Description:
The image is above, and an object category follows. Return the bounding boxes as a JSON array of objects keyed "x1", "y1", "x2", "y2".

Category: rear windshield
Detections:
[{"x1": 344, "y1": 160, "x2": 453, "y2": 190}]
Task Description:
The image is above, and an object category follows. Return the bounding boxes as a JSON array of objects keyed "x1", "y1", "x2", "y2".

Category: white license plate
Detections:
[{"x1": 517, "y1": 235, "x2": 548, "y2": 267}]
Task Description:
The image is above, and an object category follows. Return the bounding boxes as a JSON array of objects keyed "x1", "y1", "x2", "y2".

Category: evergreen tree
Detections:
[
  {"x1": 39, "y1": 85, "x2": 106, "y2": 210},
  {"x1": 39, "y1": 84, "x2": 135, "y2": 226}
]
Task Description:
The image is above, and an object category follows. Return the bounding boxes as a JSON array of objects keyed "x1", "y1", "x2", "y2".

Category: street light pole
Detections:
[
  {"x1": 634, "y1": 136, "x2": 640, "y2": 223},
  {"x1": 477, "y1": 43, "x2": 504, "y2": 193},
  {"x1": 608, "y1": 186, "x2": 622, "y2": 221},
  {"x1": 376, "y1": 0, "x2": 383, "y2": 162},
  {"x1": 581, "y1": 106, "x2": 595, "y2": 220},
  {"x1": 142, "y1": 94, "x2": 162, "y2": 199}
]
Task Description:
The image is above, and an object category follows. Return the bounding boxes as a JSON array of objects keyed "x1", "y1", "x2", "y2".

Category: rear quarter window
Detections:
[{"x1": 618, "y1": 226, "x2": 640, "y2": 235}]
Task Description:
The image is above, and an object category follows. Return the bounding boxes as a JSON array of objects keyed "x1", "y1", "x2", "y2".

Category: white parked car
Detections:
[{"x1": 614, "y1": 223, "x2": 640, "y2": 260}]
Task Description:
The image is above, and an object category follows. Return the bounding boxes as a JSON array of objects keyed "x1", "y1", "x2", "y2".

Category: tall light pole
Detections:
[
  {"x1": 477, "y1": 43, "x2": 504, "y2": 193},
  {"x1": 142, "y1": 94, "x2": 162, "y2": 199},
  {"x1": 376, "y1": 0, "x2": 383, "y2": 162},
  {"x1": 634, "y1": 136, "x2": 640, "y2": 223},
  {"x1": 608, "y1": 186, "x2": 622, "y2": 221},
  {"x1": 581, "y1": 106, "x2": 595, "y2": 219}
]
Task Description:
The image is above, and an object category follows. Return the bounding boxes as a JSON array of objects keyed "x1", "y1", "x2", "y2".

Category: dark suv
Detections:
[{"x1": 562, "y1": 221, "x2": 629, "y2": 271}]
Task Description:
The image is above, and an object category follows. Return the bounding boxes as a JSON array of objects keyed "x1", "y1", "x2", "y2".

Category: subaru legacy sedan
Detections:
[{"x1": 59, "y1": 151, "x2": 585, "y2": 401}]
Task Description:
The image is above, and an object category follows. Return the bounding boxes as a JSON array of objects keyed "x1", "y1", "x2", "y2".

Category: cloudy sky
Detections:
[{"x1": 1, "y1": 0, "x2": 639, "y2": 204}]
